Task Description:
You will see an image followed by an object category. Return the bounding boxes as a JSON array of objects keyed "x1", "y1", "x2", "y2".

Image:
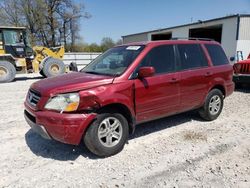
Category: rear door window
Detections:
[
  {"x1": 177, "y1": 44, "x2": 208, "y2": 70},
  {"x1": 205, "y1": 44, "x2": 229, "y2": 66},
  {"x1": 139, "y1": 45, "x2": 176, "y2": 74}
]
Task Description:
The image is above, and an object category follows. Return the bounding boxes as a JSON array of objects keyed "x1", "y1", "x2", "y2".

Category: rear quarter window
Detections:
[{"x1": 205, "y1": 44, "x2": 229, "y2": 66}]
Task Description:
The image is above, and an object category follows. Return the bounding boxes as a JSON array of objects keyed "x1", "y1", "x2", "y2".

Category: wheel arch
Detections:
[
  {"x1": 96, "y1": 103, "x2": 135, "y2": 135},
  {"x1": 209, "y1": 84, "x2": 226, "y2": 97}
]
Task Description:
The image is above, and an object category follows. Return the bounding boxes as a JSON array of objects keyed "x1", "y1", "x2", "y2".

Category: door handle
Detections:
[{"x1": 204, "y1": 72, "x2": 213, "y2": 77}]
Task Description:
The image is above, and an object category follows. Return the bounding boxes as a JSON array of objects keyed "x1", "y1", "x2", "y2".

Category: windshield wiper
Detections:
[
  {"x1": 83, "y1": 71, "x2": 101, "y2": 75},
  {"x1": 83, "y1": 70, "x2": 116, "y2": 76}
]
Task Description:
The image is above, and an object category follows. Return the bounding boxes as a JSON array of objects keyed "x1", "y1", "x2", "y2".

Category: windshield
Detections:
[
  {"x1": 81, "y1": 45, "x2": 145, "y2": 76},
  {"x1": 3, "y1": 30, "x2": 25, "y2": 45}
]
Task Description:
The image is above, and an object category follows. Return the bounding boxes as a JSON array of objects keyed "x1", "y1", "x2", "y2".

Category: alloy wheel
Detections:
[
  {"x1": 209, "y1": 95, "x2": 221, "y2": 115},
  {"x1": 97, "y1": 117, "x2": 123, "y2": 147}
]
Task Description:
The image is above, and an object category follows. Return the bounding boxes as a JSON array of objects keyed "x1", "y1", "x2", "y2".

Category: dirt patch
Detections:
[{"x1": 183, "y1": 131, "x2": 207, "y2": 141}]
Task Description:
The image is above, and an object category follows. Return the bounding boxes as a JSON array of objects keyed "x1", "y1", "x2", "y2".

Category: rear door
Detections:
[
  {"x1": 177, "y1": 44, "x2": 211, "y2": 111},
  {"x1": 204, "y1": 43, "x2": 234, "y2": 95},
  {"x1": 133, "y1": 45, "x2": 180, "y2": 122}
]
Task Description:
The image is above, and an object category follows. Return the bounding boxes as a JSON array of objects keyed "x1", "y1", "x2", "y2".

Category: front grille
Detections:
[
  {"x1": 27, "y1": 89, "x2": 41, "y2": 107},
  {"x1": 240, "y1": 63, "x2": 250, "y2": 73}
]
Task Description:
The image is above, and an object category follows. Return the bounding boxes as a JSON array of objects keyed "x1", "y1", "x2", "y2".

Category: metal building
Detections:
[{"x1": 122, "y1": 14, "x2": 250, "y2": 61}]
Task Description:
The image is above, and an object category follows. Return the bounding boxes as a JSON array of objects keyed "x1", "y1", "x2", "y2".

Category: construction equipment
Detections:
[
  {"x1": 33, "y1": 46, "x2": 65, "y2": 77},
  {"x1": 0, "y1": 26, "x2": 66, "y2": 83}
]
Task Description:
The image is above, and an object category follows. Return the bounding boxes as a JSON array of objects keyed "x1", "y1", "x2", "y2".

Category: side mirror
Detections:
[
  {"x1": 138, "y1": 66, "x2": 155, "y2": 78},
  {"x1": 230, "y1": 56, "x2": 235, "y2": 62}
]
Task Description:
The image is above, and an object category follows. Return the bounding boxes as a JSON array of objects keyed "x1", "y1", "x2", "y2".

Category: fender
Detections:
[
  {"x1": 78, "y1": 81, "x2": 135, "y2": 117},
  {"x1": 0, "y1": 54, "x2": 16, "y2": 65}
]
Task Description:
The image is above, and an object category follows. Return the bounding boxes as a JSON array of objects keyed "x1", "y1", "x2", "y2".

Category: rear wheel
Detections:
[
  {"x1": 42, "y1": 57, "x2": 65, "y2": 78},
  {"x1": 84, "y1": 113, "x2": 129, "y2": 157},
  {"x1": 0, "y1": 61, "x2": 16, "y2": 83},
  {"x1": 199, "y1": 89, "x2": 224, "y2": 121}
]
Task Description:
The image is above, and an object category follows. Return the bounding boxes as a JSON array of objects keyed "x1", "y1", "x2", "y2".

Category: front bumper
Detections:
[
  {"x1": 24, "y1": 110, "x2": 51, "y2": 140},
  {"x1": 233, "y1": 74, "x2": 250, "y2": 84},
  {"x1": 24, "y1": 102, "x2": 97, "y2": 145}
]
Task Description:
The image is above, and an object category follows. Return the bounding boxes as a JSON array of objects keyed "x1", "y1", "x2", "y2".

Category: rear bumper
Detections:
[
  {"x1": 24, "y1": 102, "x2": 97, "y2": 145},
  {"x1": 225, "y1": 82, "x2": 235, "y2": 97},
  {"x1": 233, "y1": 74, "x2": 250, "y2": 84}
]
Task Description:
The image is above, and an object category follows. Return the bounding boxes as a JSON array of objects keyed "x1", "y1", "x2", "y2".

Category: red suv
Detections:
[
  {"x1": 24, "y1": 39, "x2": 234, "y2": 157},
  {"x1": 233, "y1": 53, "x2": 250, "y2": 85}
]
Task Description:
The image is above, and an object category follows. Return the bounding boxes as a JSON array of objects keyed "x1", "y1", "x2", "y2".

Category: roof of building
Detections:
[{"x1": 122, "y1": 14, "x2": 250, "y2": 38}]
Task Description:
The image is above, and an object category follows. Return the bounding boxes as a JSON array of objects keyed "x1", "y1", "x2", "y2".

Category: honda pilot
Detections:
[{"x1": 24, "y1": 39, "x2": 234, "y2": 157}]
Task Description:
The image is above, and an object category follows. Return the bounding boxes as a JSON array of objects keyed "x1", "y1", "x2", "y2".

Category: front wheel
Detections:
[
  {"x1": 84, "y1": 113, "x2": 129, "y2": 157},
  {"x1": 199, "y1": 89, "x2": 224, "y2": 121}
]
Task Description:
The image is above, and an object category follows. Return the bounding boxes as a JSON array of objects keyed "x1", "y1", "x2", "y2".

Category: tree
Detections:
[
  {"x1": 83, "y1": 43, "x2": 102, "y2": 52},
  {"x1": 81, "y1": 38, "x2": 123, "y2": 52},
  {"x1": 116, "y1": 39, "x2": 123, "y2": 45},
  {"x1": 100, "y1": 37, "x2": 115, "y2": 52},
  {"x1": 57, "y1": 1, "x2": 91, "y2": 51},
  {"x1": 0, "y1": 0, "x2": 24, "y2": 26},
  {"x1": 0, "y1": 0, "x2": 90, "y2": 48}
]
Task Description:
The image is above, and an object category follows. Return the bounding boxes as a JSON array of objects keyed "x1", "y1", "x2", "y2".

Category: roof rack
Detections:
[{"x1": 171, "y1": 37, "x2": 214, "y2": 41}]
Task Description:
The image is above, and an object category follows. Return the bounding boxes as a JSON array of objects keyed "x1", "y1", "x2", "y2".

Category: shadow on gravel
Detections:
[
  {"x1": 14, "y1": 76, "x2": 43, "y2": 82},
  {"x1": 25, "y1": 110, "x2": 201, "y2": 161},
  {"x1": 234, "y1": 84, "x2": 250, "y2": 93},
  {"x1": 25, "y1": 130, "x2": 98, "y2": 161}
]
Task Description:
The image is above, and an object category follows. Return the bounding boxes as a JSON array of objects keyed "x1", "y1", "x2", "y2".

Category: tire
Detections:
[
  {"x1": 42, "y1": 57, "x2": 65, "y2": 78},
  {"x1": 84, "y1": 113, "x2": 129, "y2": 157},
  {"x1": 0, "y1": 61, "x2": 16, "y2": 83},
  {"x1": 198, "y1": 89, "x2": 224, "y2": 121},
  {"x1": 39, "y1": 69, "x2": 46, "y2": 77}
]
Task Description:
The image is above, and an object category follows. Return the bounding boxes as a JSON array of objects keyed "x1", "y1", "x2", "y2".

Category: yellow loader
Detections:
[{"x1": 0, "y1": 26, "x2": 66, "y2": 83}]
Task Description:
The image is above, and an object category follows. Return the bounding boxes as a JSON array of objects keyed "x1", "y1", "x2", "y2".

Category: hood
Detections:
[
  {"x1": 237, "y1": 59, "x2": 250, "y2": 64},
  {"x1": 31, "y1": 72, "x2": 113, "y2": 96}
]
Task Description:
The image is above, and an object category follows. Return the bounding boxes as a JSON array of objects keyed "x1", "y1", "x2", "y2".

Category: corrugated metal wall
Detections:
[
  {"x1": 63, "y1": 52, "x2": 101, "y2": 69},
  {"x1": 123, "y1": 33, "x2": 149, "y2": 44},
  {"x1": 239, "y1": 17, "x2": 250, "y2": 40},
  {"x1": 123, "y1": 17, "x2": 238, "y2": 60},
  {"x1": 237, "y1": 17, "x2": 250, "y2": 59}
]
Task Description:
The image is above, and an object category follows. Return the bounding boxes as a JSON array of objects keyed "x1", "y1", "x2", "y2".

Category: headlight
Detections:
[{"x1": 45, "y1": 93, "x2": 80, "y2": 113}]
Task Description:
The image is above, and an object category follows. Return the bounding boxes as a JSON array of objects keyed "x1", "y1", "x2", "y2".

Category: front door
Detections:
[{"x1": 133, "y1": 44, "x2": 180, "y2": 123}]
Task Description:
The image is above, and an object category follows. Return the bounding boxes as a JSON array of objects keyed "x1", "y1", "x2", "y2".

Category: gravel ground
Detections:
[{"x1": 0, "y1": 74, "x2": 250, "y2": 188}]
